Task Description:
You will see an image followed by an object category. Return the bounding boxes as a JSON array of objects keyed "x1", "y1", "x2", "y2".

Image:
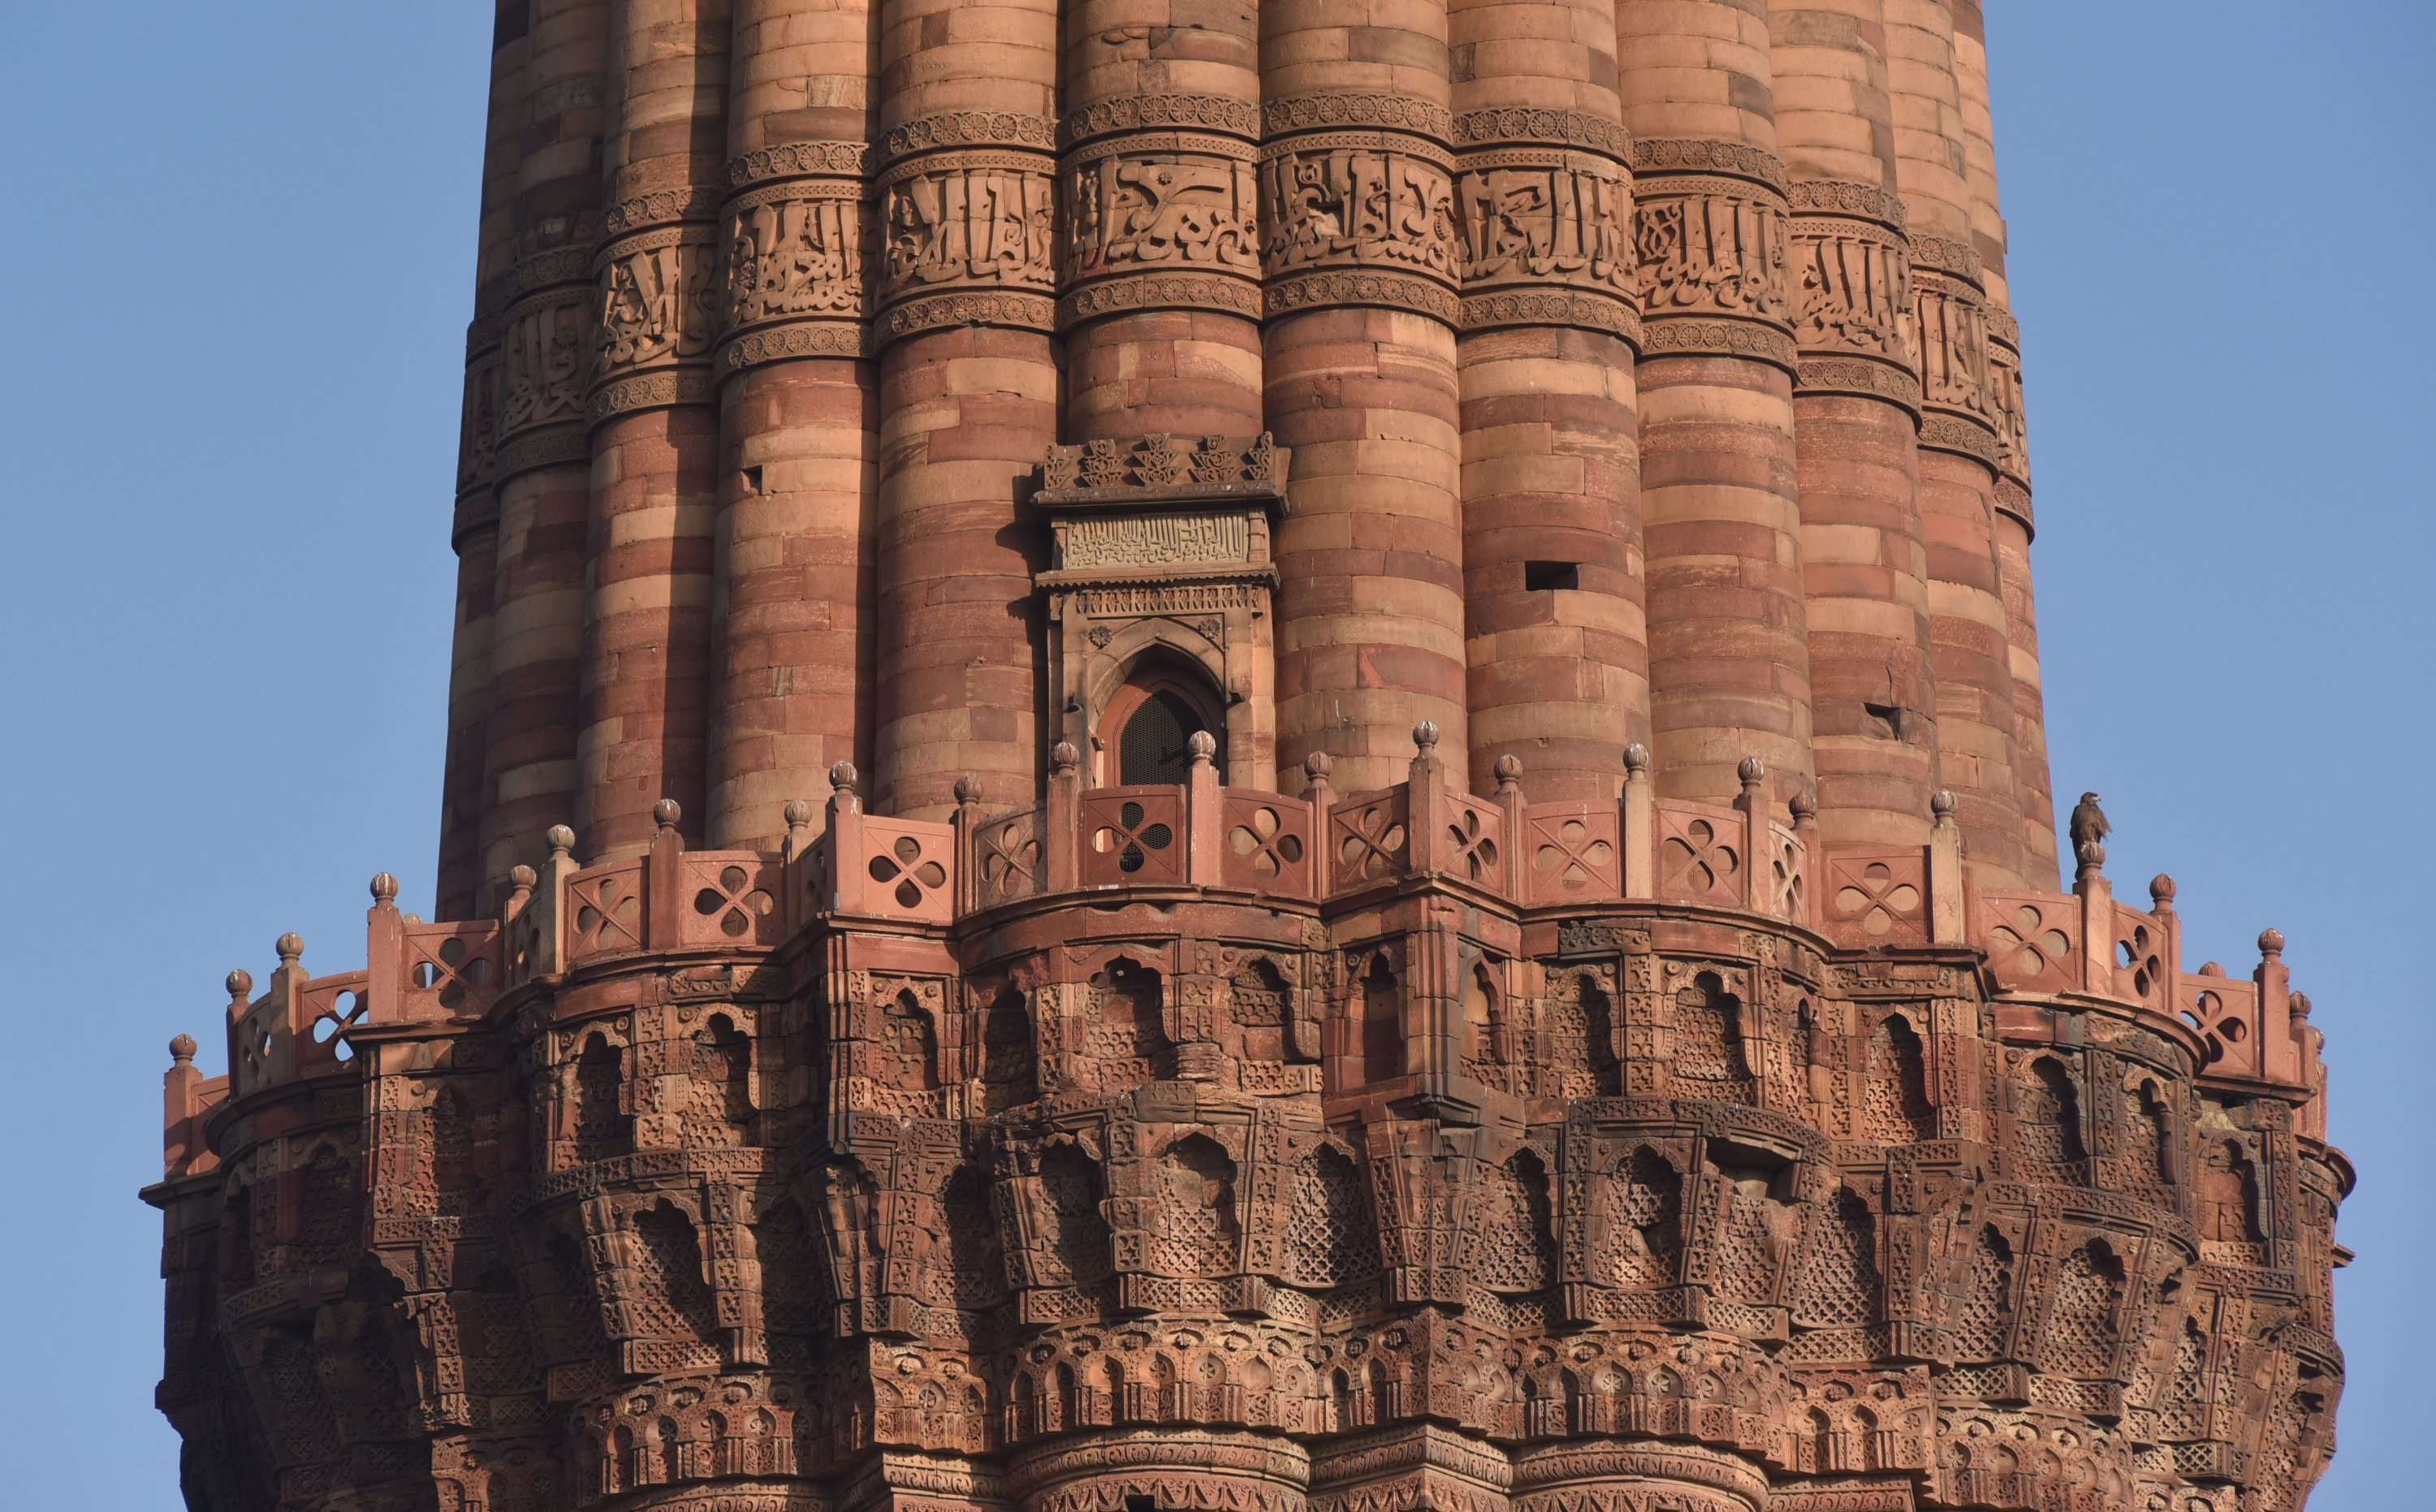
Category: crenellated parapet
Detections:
[{"x1": 148, "y1": 730, "x2": 2340, "y2": 1512}]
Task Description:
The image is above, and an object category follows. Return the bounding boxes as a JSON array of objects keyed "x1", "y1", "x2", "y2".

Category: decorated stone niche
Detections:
[{"x1": 1037, "y1": 433, "x2": 1286, "y2": 793}]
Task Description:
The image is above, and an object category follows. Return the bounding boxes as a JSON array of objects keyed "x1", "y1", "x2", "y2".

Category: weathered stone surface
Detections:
[{"x1": 147, "y1": 6, "x2": 2341, "y2": 1512}]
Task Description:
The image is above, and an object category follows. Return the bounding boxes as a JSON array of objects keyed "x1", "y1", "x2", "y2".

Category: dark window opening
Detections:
[
  {"x1": 1524, "y1": 561, "x2": 1581, "y2": 592},
  {"x1": 1116, "y1": 687, "x2": 1213, "y2": 785}
]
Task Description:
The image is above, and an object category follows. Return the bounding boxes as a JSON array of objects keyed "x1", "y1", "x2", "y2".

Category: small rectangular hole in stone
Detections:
[
  {"x1": 1523, "y1": 560, "x2": 1580, "y2": 592},
  {"x1": 741, "y1": 465, "x2": 764, "y2": 495}
]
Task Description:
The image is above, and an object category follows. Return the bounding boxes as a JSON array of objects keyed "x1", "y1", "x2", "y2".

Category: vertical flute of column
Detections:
[
  {"x1": 1954, "y1": 0, "x2": 2056, "y2": 883},
  {"x1": 869, "y1": 0, "x2": 1060, "y2": 819},
  {"x1": 437, "y1": 2, "x2": 532, "y2": 919},
  {"x1": 1884, "y1": 0, "x2": 2024, "y2": 882},
  {"x1": 1448, "y1": 0, "x2": 1649, "y2": 802},
  {"x1": 1059, "y1": 7, "x2": 1264, "y2": 441},
  {"x1": 482, "y1": 0, "x2": 611, "y2": 897},
  {"x1": 1771, "y1": 0, "x2": 1940, "y2": 846},
  {"x1": 1259, "y1": 0, "x2": 1471, "y2": 794},
  {"x1": 1615, "y1": 1, "x2": 1815, "y2": 805},
  {"x1": 1056, "y1": 0, "x2": 1271, "y2": 784},
  {"x1": 578, "y1": 0, "x2": 730, "y2": 859},
  {"x1": 706, "y1": 0, "x2": 879, "y2": 849}
]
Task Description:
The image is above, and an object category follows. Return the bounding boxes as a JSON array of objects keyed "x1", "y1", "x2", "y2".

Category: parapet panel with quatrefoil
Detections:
[{"x1": 146, "y1": 736, "x2": 2343, "y2": 1512}]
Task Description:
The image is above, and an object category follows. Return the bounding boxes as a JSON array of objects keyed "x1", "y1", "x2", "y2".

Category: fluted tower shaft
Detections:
[{"x1": 144, "y1": 14, "x2": 2355, "y2": 1512}]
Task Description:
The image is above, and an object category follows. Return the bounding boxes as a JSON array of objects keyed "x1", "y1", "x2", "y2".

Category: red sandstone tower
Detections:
[{"x1": 147, "y1": 3, "x2": 2346, "y2": 1510}]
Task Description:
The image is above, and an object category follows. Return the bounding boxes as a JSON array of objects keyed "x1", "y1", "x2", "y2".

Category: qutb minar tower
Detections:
[{"x1": 145, "y1": 2, "x2": 2347, "y2": 1509}]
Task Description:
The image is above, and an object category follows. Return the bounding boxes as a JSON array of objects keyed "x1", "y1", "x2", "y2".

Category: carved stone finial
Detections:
[
  {"x1": 2075, "y1": 839, "x2": 2106, "y2": 878},
  {"x1": 2258, "y1": 927, "x2": 2286, "y2": 960},
  {"x1": 2291, "y1": 991, "x2": 2313, "y2": 1022},
  {"x1": 1413, "y1": 720, "x2": 1440, "y2": 754},
  {"x1": 653, "y1": 798, "x2": 682, "y2": 832},
  {"x1": 170, "y1": 1034, "x2": 197, "y2": 1064},
  {"x1": 2150, "y1": 873, "x2": 2177, "y2": 910},
  {"x1": 953, "y1": 775, "x2": 983, "y2": 805},
  {"x1": 784, "y1": 798, "x2": 815, "y2": 827},
  {"x1": 403, "y1": 913, "x2": 425, "y2": 925},
  {"x1": 274, "y1": 933, "x2": 304, "y2": 967},
  {"x1": 1622, "y1": 743, "x2": 1651, "y2": 777},
  {"x1": 1305, "y1": 750, "x2": 1333, "y2": 780},
  {"x1": 1051, "y1": 741, "x2": 1081, "y2": 772},
  {"x1": 1492, "y1": 754, "x2": 1523, "y2": 792},
  {"x1": 828, "y1": 761, "x2": 858, "y2": 793},
  {"x1": 2199, "y1": 961, "x2": 2225, "y2": 978},
  {"x1": 370, "y1": 871, "x2": 399, "y2": 904},
  {"x1": 509, "y1": 864, "x2": 538, "y2": 890},
  {"x1": 1186, "y1": 730, "x2": 1218, "y2": 767},
  {"x1": 1931, "y1": 788, "x2": 1957, "y2": 823},
  {"x1": 546, "y1": 823, "x2": 576, "y2": 856},
  {"x1": 1736, "y1": 755, "x2": 1765, "y2": 789},
  {"x1": 1789, "y1": 790, "x2": 1816, "y2": 823},
  {"x1": 225, "y1": 969, "x2": 253, "y2": 1000}
]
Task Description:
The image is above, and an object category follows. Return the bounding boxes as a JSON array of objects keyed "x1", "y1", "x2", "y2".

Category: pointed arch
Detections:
[
  {"x1": 2016, "y1": 1056, "x2": 2086, "y2": 1162},
  {"x1": 1080, "y1": 632, "x2": 1236, "y2": 786},
  {"x1": 630, "y1": 1203, "x2": 719, "y2": 1344},
  {"x1": 1281, "y1": 1143, "x2": 1380, "y2": 1289},
  {"x1": 1151, "y1": 1134, "x2": 1239, "y2": 1277},
  {"x1": 939, "y1": 1163, "x2": 1004, "y2": 1308},
  {"x1": 1954, "y1": 1225, "x2": 2014, "y2": 1360},
  {"x1": 2127, "y1": 1078, "x2": 2173, "y2": 1185},
  {"x1": 292, "y1": 1144, "x2": 359, "y2": 1270},
  {"x1": 879, "y1": 989, "x2": 940, "y2": 1091},
  {"x1": 2042, "y1": 1238, "x2": 2126, "y2": 1377},
  {"x1": 753, "y1": 1197, "x2": 828, "y2": 1367},
  {"x1": 1793, "y1": 1188, "x2": 1880, "y2": 1329},
  {"x1": 1358, "y1": 953, "x2": 1403, "y2": 1083},
  {"x1": 1459, "y1": 961, "x2": 1498, "y2": 1073},
  {"x1": 980, "y1": 987, "x2": 1036, "y2": 1110},
  {"x1": 1039, "y1": 1143, "x2": 1112, "y2": 1285},
  {"x1": 2158, "y1": 1314, "x2": 2207, "y2": 1439},
  {"x1": 1672, "y1": 970, "x2": 1752, "y2": 1102},
  {"x1": 573, "y1": 1033, "x2": 631, "y2": 1162},
  {"x1": 1605, "y1": 1146, "x2": 1682, "y2": 1287},
  {"x1": 1086, "y1": 955, "x2": 1168, "y2": 1073},
  {"x1": 2199, "y1": 1138, "x2": 2265, "y2": 1243},
  {"x1": 1479, "y1": 1148, "x2": 1556, "y2": 1293},
  {"x1": 1863, "y1": 1014, "x2": 1933, "y2": 1144},
  {"x1": 683, "y1": 1013, "x2": 754, "y2": 1148}
]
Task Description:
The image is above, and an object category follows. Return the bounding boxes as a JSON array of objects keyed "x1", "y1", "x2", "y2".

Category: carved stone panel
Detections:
[
  {"x1": 718, "y1": 141, "x2": 871, "y2": 374},
  {"x1": 1789, "y1": 179, "x2": 1918, "y2": 410},
  {"x1": 877, "y1": 128, "x2": 1058, "y2": 339},
  {"x1": 1259, "y1": 106, "x2": 1462, "y2": 323},
  {"x1": 1059, "y1": 131, "x2": 1261, "y2": 326},
  {"x1": 1453, "y1": 119, "x2": 1638, "y2": 339}
]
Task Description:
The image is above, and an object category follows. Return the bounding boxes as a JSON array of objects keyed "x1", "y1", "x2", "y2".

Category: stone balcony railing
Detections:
[{"x1": 160, "y1": 725, "x2": 2329, "y2": 1176}]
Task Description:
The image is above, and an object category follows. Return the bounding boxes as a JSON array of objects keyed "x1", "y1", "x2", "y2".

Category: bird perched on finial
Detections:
[{"x1": 2069, "y1": 792, "x2": 2110, "y2": 853}]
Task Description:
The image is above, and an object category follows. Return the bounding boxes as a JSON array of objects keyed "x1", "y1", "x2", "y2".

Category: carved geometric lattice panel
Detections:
[
  {"x1": 1655, "y1": 799, "x2": 1743, "y2": 908},
  {"x1": 680, "y1": 853, "x2": 782, "y2": 944},
  {"x1": 1281, "y1": 1146, "x2": 1380, "y2": 1289},
  {"x1": 1328, "y1": 790, "x2": 1410, "y2": 892},
  {"x1": 1525, "y1": 805, "x2": 1623, "y2": 904},
  {"x1": 1976, "y1": 892, "x2": 2080, "y2": 994},
  {"x1": 1082, "y1": 789, "x2": 1186, "y2": 885},
  {"x1": 1220, "y1": 793, "x2": 1313, "y2": 892},
  {"x1": 1823, "y1": 849, "x2": 1929, "y2": 948},
  {"x1": 857, "y1": 819, "x2": 956, "y2": 922}
]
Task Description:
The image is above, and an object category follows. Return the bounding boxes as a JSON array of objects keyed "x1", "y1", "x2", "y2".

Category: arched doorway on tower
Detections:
[{"x1": 1095, "y1": 660, "x2": 1226, "y2": 787}]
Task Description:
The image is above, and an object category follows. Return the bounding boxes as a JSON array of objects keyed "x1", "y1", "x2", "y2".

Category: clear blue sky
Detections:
[{"x1": 2, "y1": 4, "x2": 2425, "y2": 1506}]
